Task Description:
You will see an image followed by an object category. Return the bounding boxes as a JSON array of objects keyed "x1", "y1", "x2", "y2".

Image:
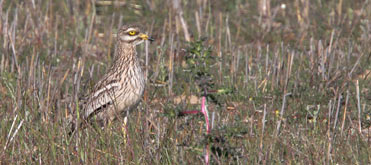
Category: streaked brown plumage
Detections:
[{"x1": 70, "y1": 25, "x2": 153, "y2": 133}]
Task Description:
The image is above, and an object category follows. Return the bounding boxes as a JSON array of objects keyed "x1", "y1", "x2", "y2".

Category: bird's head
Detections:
[{"x1": 117, "y1": 24, "x2": 154, "y2": 45}]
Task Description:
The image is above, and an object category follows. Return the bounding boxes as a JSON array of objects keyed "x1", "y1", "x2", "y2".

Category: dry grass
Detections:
[{"x1": 0, "y1": 0, "x2": 370, "y2": 164}]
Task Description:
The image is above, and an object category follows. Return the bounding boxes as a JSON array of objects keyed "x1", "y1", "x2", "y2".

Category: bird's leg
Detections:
[{"x1": 121, "y1": 117, "x2": 129, "y2": 145}]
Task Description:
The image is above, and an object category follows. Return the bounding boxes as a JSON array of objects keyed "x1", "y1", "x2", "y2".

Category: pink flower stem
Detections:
[
  {"x1": 201, "y1": 95, "x2": 210, "y2": 134},
  {"x1": 179, "y1": 92, "x2": 210, "y2": 164},
  {"x1": 179, "y1": 93, "x2": 210, "y2": 134},
  {"x1": 205, "y1": 144, "x2": 210, "y2": 165}
]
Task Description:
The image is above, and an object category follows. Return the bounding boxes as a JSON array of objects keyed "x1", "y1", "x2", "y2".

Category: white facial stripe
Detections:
[
  {"x1": 93, "y1": 82, "x2": 121, "y2": 98},
  {"x1": 125, "y1": 27, "x2": 138, "y2": 32},
  {"x1": 120, "y1": 35, "x2": 138, "y2": 41}
]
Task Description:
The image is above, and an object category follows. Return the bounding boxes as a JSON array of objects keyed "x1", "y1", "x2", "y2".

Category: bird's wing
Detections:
[{"x1": 83, "y1": 79, "x2": 122, "y2": 119}]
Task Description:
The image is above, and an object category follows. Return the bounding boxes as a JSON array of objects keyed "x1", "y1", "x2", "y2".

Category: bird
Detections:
[{"x1": 70, "y1": 24, "x2": 154, "y2": 134}]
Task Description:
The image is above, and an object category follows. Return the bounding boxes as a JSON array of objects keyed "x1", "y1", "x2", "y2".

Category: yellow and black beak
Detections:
[{"x1": 139, "y1": 34, "x2": 154, "y2": 41}]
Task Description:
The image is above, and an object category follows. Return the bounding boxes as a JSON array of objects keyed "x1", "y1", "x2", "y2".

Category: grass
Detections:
[{"x1": 0, "y1": 0, "x2": 370, "y2": 164}]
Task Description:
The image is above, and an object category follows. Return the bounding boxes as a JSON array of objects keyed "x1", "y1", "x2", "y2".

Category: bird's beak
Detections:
[{"x1": 139, "y1": 34, "x2": 154, "y2": 42}]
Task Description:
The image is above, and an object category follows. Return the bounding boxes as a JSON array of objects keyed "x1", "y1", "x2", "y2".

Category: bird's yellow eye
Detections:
[{"x1": 128, "y1": 31, "x2": 137, "y2": 36}]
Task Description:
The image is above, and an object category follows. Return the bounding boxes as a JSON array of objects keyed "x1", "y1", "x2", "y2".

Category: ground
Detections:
[{"x1": 0, "y1": 0, "x2": 370, "y2": 164}]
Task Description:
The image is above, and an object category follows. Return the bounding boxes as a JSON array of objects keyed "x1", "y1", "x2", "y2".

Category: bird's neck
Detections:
[{"x1": 114, "y1": 42, "x2": 138, "y2": 65}]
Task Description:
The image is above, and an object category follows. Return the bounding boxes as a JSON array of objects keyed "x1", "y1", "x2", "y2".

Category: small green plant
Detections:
[{"x1": 184, "y1": 39, "x2": 214, "y2": 90}]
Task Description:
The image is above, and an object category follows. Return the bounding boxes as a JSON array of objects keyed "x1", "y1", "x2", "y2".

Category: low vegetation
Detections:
[{"x1": 0, "y1": 0, "x2": 370, "y2": 164}]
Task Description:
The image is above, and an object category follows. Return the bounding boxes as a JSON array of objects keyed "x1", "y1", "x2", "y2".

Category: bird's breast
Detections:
[{"x1": 116, "y1": 63, "x2": 145, "y2": 112}]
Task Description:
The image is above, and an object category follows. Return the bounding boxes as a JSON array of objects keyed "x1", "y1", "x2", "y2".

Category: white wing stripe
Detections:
[{"x1": 93, "y1": 82, "x2": 121, "y2": 98}]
